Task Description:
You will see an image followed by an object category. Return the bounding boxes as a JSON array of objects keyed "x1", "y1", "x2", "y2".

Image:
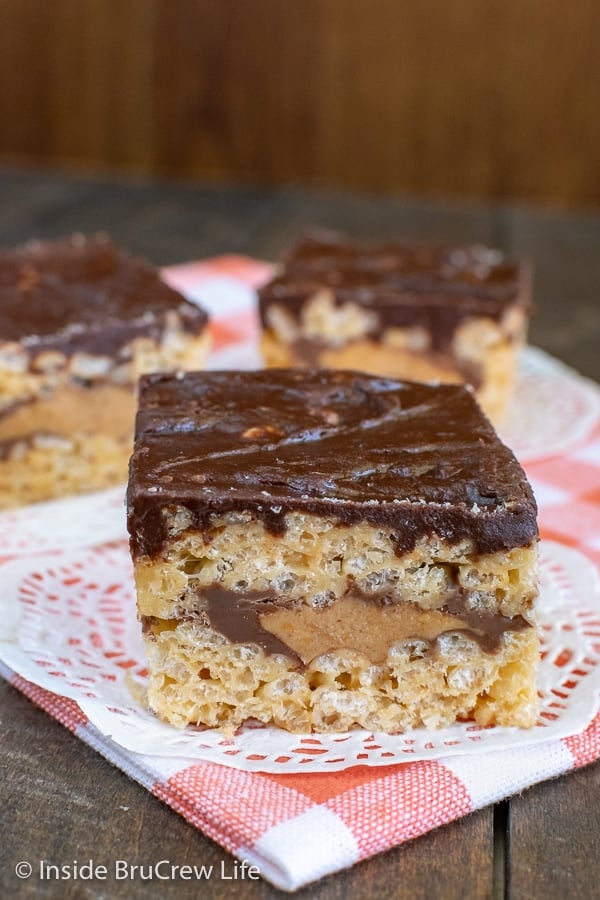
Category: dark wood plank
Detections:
[
  {"x1": 2, "y1": 2, "x2": 600, "y2": 206},
  {"x1": 0, "y1": 169, "x2": 499, "y2": 263},
  {"x1": 504, "y1": 207, "x2": 600, "y2": 381},
  {"x1": 0, "y1": 0, "x2": 158, "y2": 170},
  {"x1": 507, "y1": 761, "x2": 600, "y2": 900},
  {"x1": 245, "y1": 188, "x2": 498, "y2": 260},
  {"x1": 0, "y1": 168, "x2": 285, "y2": 264},
  {"x1": 151, "y1": 0, "x2": 600, "y2": 209}
]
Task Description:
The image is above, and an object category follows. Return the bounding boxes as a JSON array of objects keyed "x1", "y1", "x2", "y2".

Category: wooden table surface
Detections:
[{"x1": 1, "y1": 168, "x2": 599, "y2": 900}]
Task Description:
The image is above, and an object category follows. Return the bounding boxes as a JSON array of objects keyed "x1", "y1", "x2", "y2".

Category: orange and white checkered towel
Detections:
[{"x1": 2, "y1": 257, "x2": 600, "y2": 892}]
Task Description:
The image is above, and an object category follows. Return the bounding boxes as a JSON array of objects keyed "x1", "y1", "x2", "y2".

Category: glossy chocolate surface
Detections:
[
  {"x1": 127, "y1": 368, "x2": 538, "y2": 558},
  {"x1": 258, "y1": 230, "x2": 530, "y2": 352},
  {"x1": 0, "y1": 234, "x2": 208, "y2": 358}
]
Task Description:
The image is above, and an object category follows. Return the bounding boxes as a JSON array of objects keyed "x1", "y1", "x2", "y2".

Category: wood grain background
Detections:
[{"x1": 1, "y1": 0, "x2": 599, "y2": 208}]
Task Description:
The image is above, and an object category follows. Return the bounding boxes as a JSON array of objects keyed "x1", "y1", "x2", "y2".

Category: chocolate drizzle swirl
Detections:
[
  {"x1": 127, "y1": 368, "x2": 538, "y2": 559},
  {"x1": 0, "y1": 234, "x2": 208, "y2": 361},
  {"x1": 258, "y1": 230, "x2": 530, "y2": 354}
]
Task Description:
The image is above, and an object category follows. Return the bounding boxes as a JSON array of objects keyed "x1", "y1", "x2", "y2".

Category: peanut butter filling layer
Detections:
[
  {"x1": 144, "y1": 587, "x2": 531, "y2": 670},
  {"x1": 259, "y1": 594, "x2": 529, "y2": 664},
  {"x1": 0, "y1": 381, "x2": 135, "y2": 446}
]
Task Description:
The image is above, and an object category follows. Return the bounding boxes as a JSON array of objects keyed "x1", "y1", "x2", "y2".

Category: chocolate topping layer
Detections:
[
  {"x1": 0, "y1": 234, "x2": 208, "y2": 359},
  {"x1": 127, "y1": 368, "x2": 538, "y2": 558},
  {"x1": 258, "y1": 230, "x2": 530, "y2": 352}
]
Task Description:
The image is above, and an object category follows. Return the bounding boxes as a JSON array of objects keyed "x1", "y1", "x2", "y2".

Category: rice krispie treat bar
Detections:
[
  {"x1": 0, "y1": 234, "x2": 209, "y2": 507},
  {"x1": 127, "y1": 368, "x2": 539, "y2": 734},
  {"x1": 258, "y1": 231, "x2": 532, "y2": 424}
]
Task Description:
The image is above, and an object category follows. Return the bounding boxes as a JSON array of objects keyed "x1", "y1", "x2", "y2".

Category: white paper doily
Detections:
[
  {"x1": 0, "y1": 538, "x2": 598, "y2": 773},
  {"x1": 498, "y1": 347, "x2": 600, "y2": 462},
  {"x1": 0, "y1": 485, "x2": 126, "y2": 557}
]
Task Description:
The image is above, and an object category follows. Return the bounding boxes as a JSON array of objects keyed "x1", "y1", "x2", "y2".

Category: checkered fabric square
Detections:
[{"x1": 2, "y1": 257, "x2": 600, "y2": 891}]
